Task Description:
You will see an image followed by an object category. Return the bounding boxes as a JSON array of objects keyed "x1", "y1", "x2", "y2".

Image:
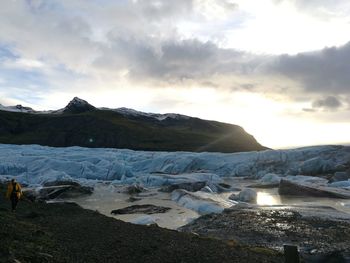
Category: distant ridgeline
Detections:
[{"x1": 0, "y1": 97, "x2": 267, "y2": 153}]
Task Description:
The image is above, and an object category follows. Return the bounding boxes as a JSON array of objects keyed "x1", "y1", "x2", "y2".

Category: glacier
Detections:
[{"x1": 0, "y1": 144, "x2": 349, "y2": 186}]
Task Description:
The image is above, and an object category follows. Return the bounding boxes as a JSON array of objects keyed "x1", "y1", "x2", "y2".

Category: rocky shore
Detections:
[
  {"x1": 181, "y1": 206, "x2": 350, "y2": 262},
  {"x1": 0, "y1": 184, "x2": 283, "y2": 263}
]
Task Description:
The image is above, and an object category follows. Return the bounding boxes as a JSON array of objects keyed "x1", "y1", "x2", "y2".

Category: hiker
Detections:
[{"x1": 6, "y1": 179, "x2": 22, "y2": 212}]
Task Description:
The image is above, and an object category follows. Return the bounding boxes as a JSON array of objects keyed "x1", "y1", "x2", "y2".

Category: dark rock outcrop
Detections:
[
  {"x1": 278, "y1": 179, "x2": 350, "y2": 199},
  {"x1": 111, "y1": 204, "x2": 171, "y2": 215}
]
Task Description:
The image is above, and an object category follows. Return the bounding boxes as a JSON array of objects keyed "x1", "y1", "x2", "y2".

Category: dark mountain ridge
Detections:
[{"x1": 0, "y1": 97, "x2": 267, "y2": 153}]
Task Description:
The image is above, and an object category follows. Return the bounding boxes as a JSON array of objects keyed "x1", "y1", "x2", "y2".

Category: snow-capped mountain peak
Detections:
[
  {"x1": 0, "y1": 104, "x2": 35, "y2": 113},
  {"x1": 63, "y1": 97, "x2": 96, "y2": 113}
]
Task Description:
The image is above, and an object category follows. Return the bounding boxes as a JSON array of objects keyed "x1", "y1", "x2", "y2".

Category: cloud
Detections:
[
  {"x1": 274, "y1": 0, "x2": 350, "y2": 19},
  {"x1": 0, "y1": 0, "x2": 349, "y2": 115},
  {"x1": 312, "y1": 96, "x2": 343, "y2": 110},
  {"x1": 268, "y1": 42, "x2": 350, "y2": 96}
]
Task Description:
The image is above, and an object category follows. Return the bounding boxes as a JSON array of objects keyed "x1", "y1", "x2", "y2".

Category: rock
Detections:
[
  {"x1": 330, "y1": 172, "x2": 350, "y2": 183},
  {"x1": 278, "y1": 179, "x2": 350, "y2": 199},
  {"x1": 229, "y1": 188, "x2": 257, "y2": 203},
  {"x1": 159, "y1": 181, "x2": 206, "y2": 193},
  {"x1": 111, "y1": 204, "x2": 171, "y2": 215},
  {"x1": 127, "y1": 196, "x2": 142, "y2": 202},
  {"x1": 121, "y1": 184, "x2": 145, "y2": 195}
]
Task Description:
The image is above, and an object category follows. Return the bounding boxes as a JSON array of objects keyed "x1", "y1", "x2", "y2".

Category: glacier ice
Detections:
[
  {"x1": 130, "y1": 215, "x2": 159, "y2": 225},
  {"x1": 230, "y1": 188, "x2": 257, "y2": 203},
  {"x1": 0, "y1": 144, "x2": 349, "y2": 188},
  {"x1": 259, "y1": 173, "x2": 282, "y2": 184},
  {"x1": 171, "y1": 189, "x2": 231, "y2": 214}
]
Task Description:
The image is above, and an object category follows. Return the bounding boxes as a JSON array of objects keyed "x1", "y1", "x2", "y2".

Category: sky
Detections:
[{"x1": 0, "y1": 0, "x2": 350, "y2": 148}]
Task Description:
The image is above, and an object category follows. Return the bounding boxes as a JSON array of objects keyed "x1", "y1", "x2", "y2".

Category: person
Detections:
[{"x1": 6, "y1": 179, "x2": 22, "y2": 212}]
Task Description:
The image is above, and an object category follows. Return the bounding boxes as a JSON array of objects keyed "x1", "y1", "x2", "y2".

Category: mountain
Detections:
[
  {"x1": 63, "y1": 97, "x2": 96, "y2": 114},
  {"x1": 0, "y1": 97, "x2": 267, "y2": 153},
  {"x1": 0, "y1": 104, "x2": 35, "y2": 113}
]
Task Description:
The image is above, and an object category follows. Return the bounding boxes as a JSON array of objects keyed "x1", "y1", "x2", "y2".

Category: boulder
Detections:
[
  {"x1": 111, "y1": 204, "x2": 171, "y2": 215},
  {"x1": 278, "y1": 179, "x2": 350, "y2": 199}
]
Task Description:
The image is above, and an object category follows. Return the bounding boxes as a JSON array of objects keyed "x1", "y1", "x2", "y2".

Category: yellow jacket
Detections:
[{"x1": 6, "y1": 182, "x2": 23, "y2": 199}]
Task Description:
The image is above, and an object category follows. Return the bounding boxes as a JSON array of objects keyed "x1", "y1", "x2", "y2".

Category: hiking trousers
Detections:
[{"x1": 10, "y1": 194, "x2": 19, "y2": 211}]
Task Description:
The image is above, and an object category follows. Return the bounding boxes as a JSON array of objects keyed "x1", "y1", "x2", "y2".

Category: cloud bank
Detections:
[{"x1": 0, "y1": 0, "x2": 349, "y2": 147}]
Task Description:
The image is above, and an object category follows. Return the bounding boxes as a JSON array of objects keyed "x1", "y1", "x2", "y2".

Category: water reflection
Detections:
[{"x1": 257, "y1": 192, "x2": 281, "y2": 206}]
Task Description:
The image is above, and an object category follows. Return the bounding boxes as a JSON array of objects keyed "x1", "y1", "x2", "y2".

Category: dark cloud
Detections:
[
  {"x1": 269, "y1": 42, "x2": 350, "y2": 95},
  {"x1": 312, "y1": 96, "x2": 342, "y2": 110},
  {"x1": 93, "y1": 36, "x2": 264, "y2": 84},
  {"x1": 302, "y1": 108, "x2": 316, "y2": 113}
]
